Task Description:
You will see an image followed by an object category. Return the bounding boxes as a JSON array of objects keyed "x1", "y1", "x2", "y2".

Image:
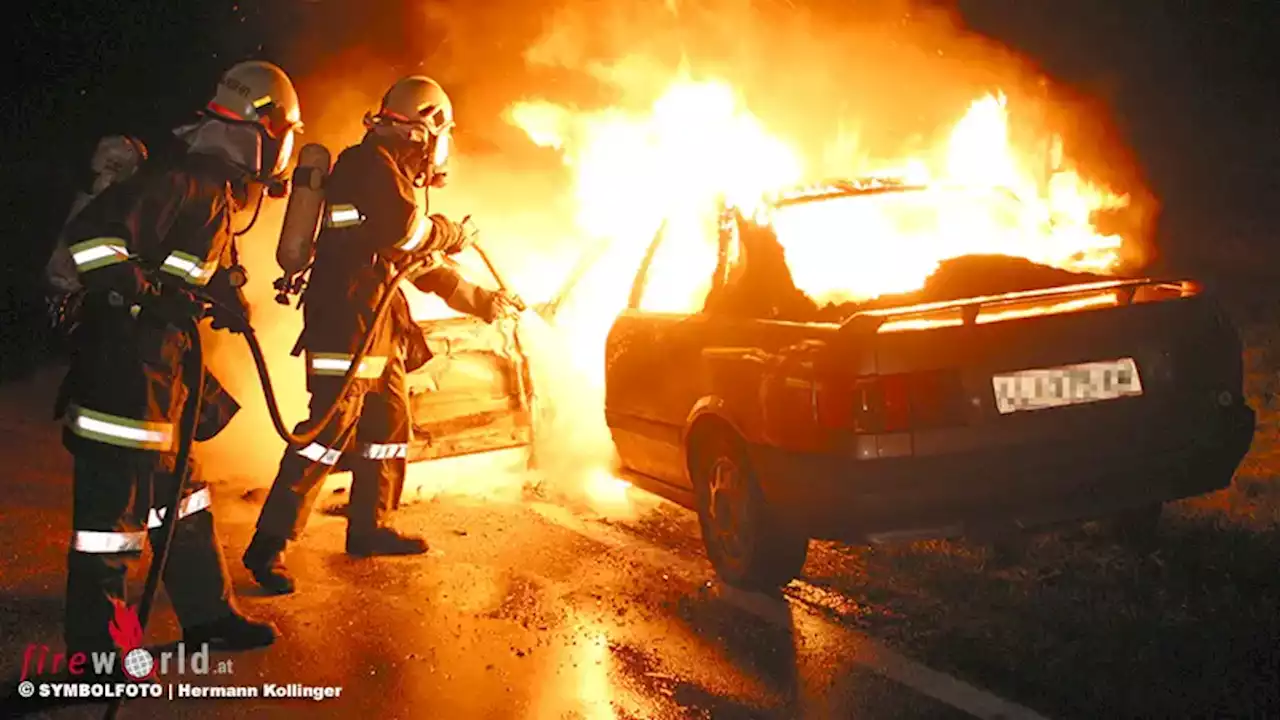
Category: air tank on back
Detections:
[{"x1": 273, "y1": 142, "x2": 332, "y2": 305}]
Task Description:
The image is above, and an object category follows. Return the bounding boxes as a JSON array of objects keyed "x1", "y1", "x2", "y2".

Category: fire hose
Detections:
[
  {"x1": 102, "y1": 315, "x2": 204, "y2": 720},
  {"x1": 243, "y1": 255, "x2": 433, "y2": 448},
  {"x1": 102, "y1": 268, "x2": 409, "y2": 717},
  {"x1": 99, "y1": 243, "x2": 534, "y2": 719}
]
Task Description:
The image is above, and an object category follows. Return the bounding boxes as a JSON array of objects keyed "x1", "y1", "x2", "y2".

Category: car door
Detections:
[
  {"x1": 605, "y1": 209, "x2": 727, "y2": 488},
  {"x1": 404, "y1": 251, "x2": 534, "y2": 462}
]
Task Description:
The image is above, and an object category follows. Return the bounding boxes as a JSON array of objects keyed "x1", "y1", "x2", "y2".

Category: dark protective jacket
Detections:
[
  {"x1": 56, "y1": 150, "x2": 249, "y2": 465},
  {"x1": 294, "y1": 134, "x2": 499, "y2": 393}
]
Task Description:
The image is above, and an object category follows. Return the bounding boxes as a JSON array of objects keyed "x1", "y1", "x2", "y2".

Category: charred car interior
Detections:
[{"x1": 604, "y1": 179, "x2": 1257, "y2": 590}]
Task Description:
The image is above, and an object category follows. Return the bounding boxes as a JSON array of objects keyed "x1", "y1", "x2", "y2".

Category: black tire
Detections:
[{"x1": 691, "y1": 427, "x2": 809, "y2": 591}]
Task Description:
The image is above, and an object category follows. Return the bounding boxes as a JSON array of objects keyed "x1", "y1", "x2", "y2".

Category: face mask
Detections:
[
  {"x1": 432, "y1": 130, "x2": 450, "y2": 167},
  {"x1": 272, "y1": 128, "x2": 296, "y2": 177},
  {"x1": 427, "y1": 131, "x2": 451, "y2": 188}
]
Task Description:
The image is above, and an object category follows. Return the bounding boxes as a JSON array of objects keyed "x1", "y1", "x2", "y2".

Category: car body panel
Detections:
[
  {"x1": 604, "y1": 181, "x2": 1257, "y2": 543},
  {"x1": 405, "y1": 256, "x2": 534, "y2": 463}
]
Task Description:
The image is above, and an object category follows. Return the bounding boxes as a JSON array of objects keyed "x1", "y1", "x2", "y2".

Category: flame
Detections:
[
  {"x1": 504, "y1": 77, "x2": 1137, "y2": 507},
  {"x1": 508, "y1": 78, "x2": 1132, "y2": 347},
  {"x1": 775, "y1": 94, "x2": 1130, "y2": 306},
  {"x1": 107, "y1": 597, "x2": 144, "y2": 652},
  {"x1": 508, "y1": 78, "x2": 803, "y2": 386}
]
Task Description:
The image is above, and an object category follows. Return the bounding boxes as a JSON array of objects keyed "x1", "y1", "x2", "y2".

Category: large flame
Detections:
[
  {"x1": 510, "y1": 79, "x2": 1132, "y2": 362},
  {"x1": 509, "y1": 79, "x2": 804, "y2": 385},
  {"x1": 504, "y1": 77, "x2": 1136, "y2": 508},
  {"x1": 195, "y1": 56, "x2": 1142, "y2": 517}
]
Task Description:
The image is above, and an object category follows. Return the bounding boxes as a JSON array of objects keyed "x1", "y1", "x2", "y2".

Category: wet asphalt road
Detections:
[{"x1": 0, "y1": 370, "x2": 1035, "y2": 719}]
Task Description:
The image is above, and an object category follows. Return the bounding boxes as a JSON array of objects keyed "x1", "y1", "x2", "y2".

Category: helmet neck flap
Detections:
[{"x1": 173, "y1": 117, "x2": 292, "y2": 195}]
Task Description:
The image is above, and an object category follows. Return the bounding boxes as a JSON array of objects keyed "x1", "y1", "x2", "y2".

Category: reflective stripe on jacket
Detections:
[{"x1": 56, "y1": 151, "x2": 247, "y2": 453}]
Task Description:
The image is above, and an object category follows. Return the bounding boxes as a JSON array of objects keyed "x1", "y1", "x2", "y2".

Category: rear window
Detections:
[{"x1": 767, "y1": 187, "x2": 1026, "y2": 305}]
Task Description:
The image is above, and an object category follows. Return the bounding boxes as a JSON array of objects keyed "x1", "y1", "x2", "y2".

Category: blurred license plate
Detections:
[{"x1": 992, "y1": 357, "x2": 1142, "y2": 414}]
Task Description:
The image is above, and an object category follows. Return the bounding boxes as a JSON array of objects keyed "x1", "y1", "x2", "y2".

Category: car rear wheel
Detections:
[{"x1": 691, "y1": 427, "x2": 809, "y2": 591}]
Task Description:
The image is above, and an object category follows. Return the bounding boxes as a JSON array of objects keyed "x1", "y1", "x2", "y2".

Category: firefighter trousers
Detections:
[
  {"x1": 256, "y1": 358, "x2": 412, "y2": 543},
  {"x1": 66, "y1": 452, "x2": 234, "y2": 651}
]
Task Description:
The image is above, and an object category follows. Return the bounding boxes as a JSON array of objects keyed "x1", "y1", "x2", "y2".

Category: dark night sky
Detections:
[{"x1": 2, "y1": 1, "x2": 1277, "y2": 336}]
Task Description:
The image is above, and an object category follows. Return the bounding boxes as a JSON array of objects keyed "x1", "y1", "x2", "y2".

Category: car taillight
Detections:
[{"x1": 822, "y1": 370, "x2": 965, "y2": 434}]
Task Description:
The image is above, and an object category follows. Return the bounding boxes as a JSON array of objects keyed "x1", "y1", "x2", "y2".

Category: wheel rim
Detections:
[{"x1": 707, "y1": 455, "x2": 748, "y2": 564}]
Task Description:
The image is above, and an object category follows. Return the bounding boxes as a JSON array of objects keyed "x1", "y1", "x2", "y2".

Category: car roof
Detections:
[{"x1": 766, "y1": 177, "x2": 930, "y2": 208}]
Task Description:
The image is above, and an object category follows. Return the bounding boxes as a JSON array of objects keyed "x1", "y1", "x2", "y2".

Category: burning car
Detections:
[{"x1": 602, "y1": 178, "x2": 1257, "y2": 590}]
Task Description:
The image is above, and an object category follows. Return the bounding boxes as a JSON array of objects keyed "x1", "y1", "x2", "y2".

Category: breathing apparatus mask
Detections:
[
  {"x1": 174, "y1": 109, "x2": 299, "y2": 201},
  {"x1": 362, "y1": 106, "x2": 453, "y2": 189},
  {"x1": 170, "y1": 108, "x2": 300, "y2": 291}
]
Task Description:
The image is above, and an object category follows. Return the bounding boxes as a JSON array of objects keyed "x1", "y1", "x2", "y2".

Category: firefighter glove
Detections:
[
  {"x1": 484, "y1": 289, "x2": 523, "y2": 323},
  {"x1": 136, "y1": 287, "x2": 206, "y2": 328},
  {"x1": 209, "y1": 301, "x2": 252, "y2": 334}
]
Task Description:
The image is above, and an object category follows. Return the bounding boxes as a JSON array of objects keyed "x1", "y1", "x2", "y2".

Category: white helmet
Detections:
[
  {"x1": 365, "y1": 75, "x2": 455, "y2": 187},
  {"x1": 204, "y1": 60, "x2": 303, "y2": 179}
]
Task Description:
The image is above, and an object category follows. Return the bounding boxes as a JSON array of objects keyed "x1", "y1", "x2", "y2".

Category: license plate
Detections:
[{"x1": 992, "y1": 357, "x2": 1142, "y2": 414}]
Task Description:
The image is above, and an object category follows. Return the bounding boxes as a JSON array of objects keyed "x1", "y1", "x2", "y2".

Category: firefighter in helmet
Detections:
[
  {"x1": 243, "y1": 75, "x2": 518, "y2": 595},
  {"x1": 57, "y1": 60, "x2": 303, "y2": 654}
]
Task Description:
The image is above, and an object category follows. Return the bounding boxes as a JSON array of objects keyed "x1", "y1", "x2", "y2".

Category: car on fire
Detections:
[{"x1": 603, "y1": 178, "x2": 1257, "y2": 590}]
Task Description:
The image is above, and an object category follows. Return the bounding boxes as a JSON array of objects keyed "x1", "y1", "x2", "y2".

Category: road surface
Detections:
[{"x1": 0, "y1": 366, "x2": 1047, "y2": 719}]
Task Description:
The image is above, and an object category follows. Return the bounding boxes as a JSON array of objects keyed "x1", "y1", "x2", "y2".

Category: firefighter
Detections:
[
  {"x1": 243, "y1": 75, "x2": 518, "y2": 595},
  {"x1": 58, "y1": 60, "x2": 303, "y2": 655}
]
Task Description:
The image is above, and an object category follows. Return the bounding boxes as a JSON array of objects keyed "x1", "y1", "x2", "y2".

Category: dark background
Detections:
[{"x1": 2, "y1": 0, "x2": 1277, "y2": 378}]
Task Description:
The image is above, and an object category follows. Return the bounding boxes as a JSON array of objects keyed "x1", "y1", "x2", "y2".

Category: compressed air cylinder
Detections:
[{"x1": 276, "y1": 142, "x2": 332, "y2": 275}]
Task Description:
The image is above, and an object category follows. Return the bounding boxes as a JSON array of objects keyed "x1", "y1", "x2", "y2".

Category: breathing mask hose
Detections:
[
  {"x1": 99, "y1": 254, "x2": 425, "y2": 718},
  {"x1": 197, "y1": 255, "x2": 430, "y2": 447},
  {"x1": 102, "y1": 316, "x2": 205, "y2": 720}
]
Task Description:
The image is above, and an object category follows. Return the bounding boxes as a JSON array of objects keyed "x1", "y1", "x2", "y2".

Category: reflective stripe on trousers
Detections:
[
  {"x1": 296, "y1": 442, "x2": 342, "y2": 466},
  {"x1": 71, "y1": 487, "x2": 213, "y2": 553},
  {"x1": 325, "y1": 203, "x2": 364, "y2": 229},
  {"x1": 66, "y1": 404, "x2": 176, "y2": 452},
  {"x1": 159, "y1": 250, "x2": 217, "y2": 286},
  {"x1": 358, "y1": 442, "x2": 408, "y2": 460},
  {"x1": 306, "y1": 352, "x2": 388, "y2": 379},
  {"x1": 295, "y1": 441, "x2": 408, "y2": 464},
  {"x1": 68, "y1": 237, "x2": 130, "y2": 273}
]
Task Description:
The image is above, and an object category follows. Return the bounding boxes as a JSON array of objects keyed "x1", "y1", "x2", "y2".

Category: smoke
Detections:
[{"x1": 195, "y1": 0, "x2": 1158, "y2": 506}]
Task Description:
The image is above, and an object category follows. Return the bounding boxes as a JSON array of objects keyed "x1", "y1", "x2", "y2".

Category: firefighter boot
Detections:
[
  {"x1": 184, "y1": 610, "x2": 279, "y2": 650},
  {"x1": 346, "y1": 526, "x2": 429, "y2": 557},
  {"x1": 242, "y1": 532, "x2": 296, "y2": 595}
]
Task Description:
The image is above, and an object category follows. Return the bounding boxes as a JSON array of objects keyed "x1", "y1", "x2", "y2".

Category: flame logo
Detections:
[
  {"x1": 107, "y1": 597, "x2": 143, "y2": 651},
  {"x1": 107, "y1": 597, "x2": 153, "y2": 680}
]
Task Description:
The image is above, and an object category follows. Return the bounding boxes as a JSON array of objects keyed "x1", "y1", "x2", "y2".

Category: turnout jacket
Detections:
[
  {"x1": 56, "y1": 151, "x2": 248, "y2": 462},
  {"x1": 296, "y1": 134, "x2": 499, "y2": 393}
]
